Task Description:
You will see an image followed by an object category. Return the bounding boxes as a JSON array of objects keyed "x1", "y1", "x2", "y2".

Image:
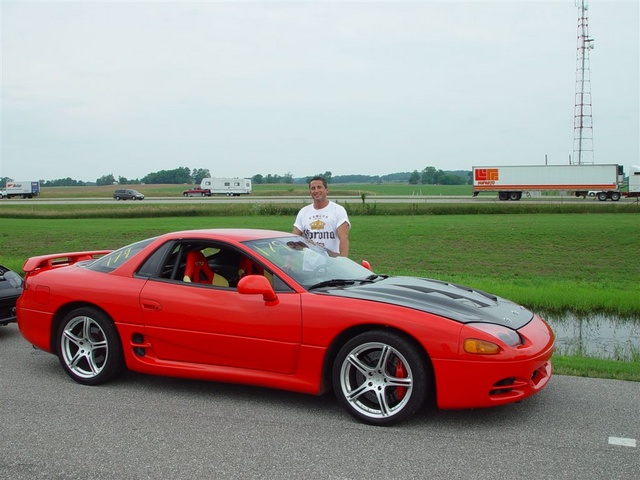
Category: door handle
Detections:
[{"x1": 142, "y1": 300, "x2": 162, "y2": 311}]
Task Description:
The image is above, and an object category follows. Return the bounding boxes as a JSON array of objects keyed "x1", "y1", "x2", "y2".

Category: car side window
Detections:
[
  {"x1": 136, "y1": 239, "x2": 293, "y2": 292},
  {"x1": 136, "y1": 242, "x2": 174, "y2": 278}
]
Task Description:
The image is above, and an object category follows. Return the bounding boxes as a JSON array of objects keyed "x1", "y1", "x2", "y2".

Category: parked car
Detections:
[
  {"x1": 113, "y1": 189, "x2": 144, "y2": 201},
  {"x1": 0, "y1": 264, "x2": 23, "y2": 326},
  {"x1": 182, "y1": 187, "x2": 211, "y2": 197},
  {"x1": 16, "y1": 229, "x2": 554, "y2": 426}
]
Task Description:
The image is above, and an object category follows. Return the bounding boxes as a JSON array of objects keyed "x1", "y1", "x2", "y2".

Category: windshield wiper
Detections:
[
  {"x1": 308, "y1": 275, "x2": 388, "y2": 290},
  {"x1": 364, "y1": 274, "x2": 388, "y2": 282},
  {"x1": 308, "y1": 279, "x2": 356, "y2": 290}
]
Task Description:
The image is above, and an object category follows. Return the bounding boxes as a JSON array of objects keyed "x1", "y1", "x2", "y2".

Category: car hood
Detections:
[{"x1": 320, "y1": 276, "x2": 533, "y2": 328}]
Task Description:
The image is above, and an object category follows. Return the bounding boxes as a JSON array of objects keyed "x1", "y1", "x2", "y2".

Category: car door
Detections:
[{"x1": 138, "y1": 242, "x2": 303, "y2": 374}]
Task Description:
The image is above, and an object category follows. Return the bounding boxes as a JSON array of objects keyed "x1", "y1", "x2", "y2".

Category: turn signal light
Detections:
[{"x1": 464, "y1": 338, "x2": 501, "y2": 355}]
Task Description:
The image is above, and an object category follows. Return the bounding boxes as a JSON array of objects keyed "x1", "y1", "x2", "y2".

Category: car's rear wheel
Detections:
[
  {"x1": 56, "y1": 307, "x2": 124, "y2": 385},
  {"x1": 332, "y1": 331, "x2": 429, "y2": 426}
]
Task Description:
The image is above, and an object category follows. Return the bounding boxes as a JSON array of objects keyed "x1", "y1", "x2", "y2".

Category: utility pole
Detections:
[{"x1": 573, "y1": 0, "x2": 595, "y2": 165}]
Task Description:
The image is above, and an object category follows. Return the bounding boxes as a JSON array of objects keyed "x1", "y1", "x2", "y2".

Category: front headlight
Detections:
[{"x1": 463, "y1": 323, "x2": 522, "y2": 355}]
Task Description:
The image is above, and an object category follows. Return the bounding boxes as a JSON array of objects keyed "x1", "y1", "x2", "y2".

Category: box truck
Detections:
[
  {"x1": 1, "y1": 181, "x2": 41, "y2": 199},
  {"x1": 472, "y1": 164, "x2": 624, "y2": 201}
]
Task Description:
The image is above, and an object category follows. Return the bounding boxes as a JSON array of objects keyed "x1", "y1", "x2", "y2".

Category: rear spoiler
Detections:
[{"x1": 22, "y1": 251, "x2": 113, "y2": 274}]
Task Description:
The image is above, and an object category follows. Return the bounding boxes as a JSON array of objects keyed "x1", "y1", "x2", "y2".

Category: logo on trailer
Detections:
[{"x1": 475, "y1": 168, "x2": 499, "y2": 185}]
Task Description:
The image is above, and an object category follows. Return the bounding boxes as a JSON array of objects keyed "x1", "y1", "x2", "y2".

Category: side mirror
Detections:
[
  {"x1": 361, "y1": 260, "x2": 371, "y2": 270},
  {"x1": 237, "y1": 275, "x2": 279, "y2": 306}
]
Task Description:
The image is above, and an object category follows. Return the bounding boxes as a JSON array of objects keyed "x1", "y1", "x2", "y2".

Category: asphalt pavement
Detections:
[{"x1": 1, "y1": 323, "x2": 638, "y2": 479}]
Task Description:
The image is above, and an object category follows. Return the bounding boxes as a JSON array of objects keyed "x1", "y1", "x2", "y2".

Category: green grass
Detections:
[
  {"x1": 1, "y1": 212, "x2": 638, "y2": 316},
  {"x1": 553, "y1": 356, "x2": 640, "y2": 382},
  {"x1": 0, "y1": 199, "x2": 636, "y2": 219}
]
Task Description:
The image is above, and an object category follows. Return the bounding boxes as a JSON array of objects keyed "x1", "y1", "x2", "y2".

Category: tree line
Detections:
[{"x1": 1, "y1": 166, "x2": 471, "y2": 188}]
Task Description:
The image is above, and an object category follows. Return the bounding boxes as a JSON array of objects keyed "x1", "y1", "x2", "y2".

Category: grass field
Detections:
[{"x1": 1, "y1": 212, "x2": 638, "y2": 316}]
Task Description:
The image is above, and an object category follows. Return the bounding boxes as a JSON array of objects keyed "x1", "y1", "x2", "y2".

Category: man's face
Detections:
[{"x1": 309, "y1": 180, "x2": 328, "y2": 201}]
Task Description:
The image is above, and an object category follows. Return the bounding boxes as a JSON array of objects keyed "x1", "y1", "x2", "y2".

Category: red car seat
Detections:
[{"x1": 183, "y1": 251, "x2": 228, "y2": 287}]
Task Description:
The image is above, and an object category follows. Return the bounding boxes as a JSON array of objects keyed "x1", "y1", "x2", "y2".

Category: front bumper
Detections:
[{"x1": 432, "y1": 315, "x2": 555, "y2": 409}]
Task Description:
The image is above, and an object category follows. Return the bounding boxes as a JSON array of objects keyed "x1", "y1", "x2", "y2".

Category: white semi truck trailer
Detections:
[{"x1": 472, "y1": 164, "x2": 624, "y2": 201}]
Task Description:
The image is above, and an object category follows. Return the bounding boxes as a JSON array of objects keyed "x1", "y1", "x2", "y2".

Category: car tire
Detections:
[
  {"x1": 56, "y1": 307, "x2": 124, "y2": 386},
  {"x1": 332, "y1": 330, "x2": 430, "y2": 426}
]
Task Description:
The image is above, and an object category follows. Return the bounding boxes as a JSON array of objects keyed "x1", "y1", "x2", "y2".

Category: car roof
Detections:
[{"x1": 162, "y1": 228, "x2": 291, "y2": 243}]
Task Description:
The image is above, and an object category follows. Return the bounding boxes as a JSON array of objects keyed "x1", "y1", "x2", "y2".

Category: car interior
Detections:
[{"x1": 152, "y1": 241, "x2": 278, "y2": 289}]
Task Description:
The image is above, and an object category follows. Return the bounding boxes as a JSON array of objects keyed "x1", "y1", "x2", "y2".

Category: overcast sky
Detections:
[{"x1": 1, "y1": 0, "x2": 638, "y2": 183}]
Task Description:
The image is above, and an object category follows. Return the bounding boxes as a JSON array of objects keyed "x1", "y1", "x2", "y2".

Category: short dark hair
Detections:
[{"x1": 308, "y1": 176, "x2": 327, "y2": 188}]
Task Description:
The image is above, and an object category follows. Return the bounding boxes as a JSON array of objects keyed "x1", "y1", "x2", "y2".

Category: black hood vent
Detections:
[{"x1": 321, "y1": 276, "x2": 533, "y2": 328}]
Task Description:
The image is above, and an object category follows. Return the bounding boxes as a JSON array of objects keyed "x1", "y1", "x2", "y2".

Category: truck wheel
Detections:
[
  {"x1": 610, "y1": 192, "x2": 621, "y2": 201},
  {"x1": 597, "y1": 192, "x2": 608, "y2": 201},
  {"x1": 498, "y1": 192, "x2": 509, "y2": 201},
  {"x1": 509, "y1": 192, "x2": 521, "y2": 201}
]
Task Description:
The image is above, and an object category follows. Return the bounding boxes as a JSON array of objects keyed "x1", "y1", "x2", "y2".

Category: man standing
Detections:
[{"x1": 293, "y1": 176, "x2": 350, "y2": 256}]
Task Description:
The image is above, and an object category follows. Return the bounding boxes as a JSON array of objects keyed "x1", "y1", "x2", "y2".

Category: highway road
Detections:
[
  {"x1": 1, "y1": 323, "x2": 638, "y2": 479},
  {"x1": 2, "y1": 194, "x2": 636, "y2": 205}
]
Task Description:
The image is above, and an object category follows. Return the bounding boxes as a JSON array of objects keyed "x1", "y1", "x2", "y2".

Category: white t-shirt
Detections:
[{"x1": 293, "y1": 201, "x2": 350, "y2": 254}]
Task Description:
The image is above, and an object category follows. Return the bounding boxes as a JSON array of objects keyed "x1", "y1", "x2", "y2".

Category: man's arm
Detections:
[
  {"x1": 293, "y1": 226, "x2": 303, "y2": 235},
  {"x1": 336, "y1": 222, "x2": 350, "y2": 257}
]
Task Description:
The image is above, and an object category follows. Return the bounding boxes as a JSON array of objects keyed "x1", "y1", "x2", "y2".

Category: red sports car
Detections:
[{"x1": 17, "y1": 229, "x2": 554, "y2": 426}]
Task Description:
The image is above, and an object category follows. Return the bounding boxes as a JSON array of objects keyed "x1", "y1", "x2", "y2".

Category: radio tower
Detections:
[{"x1": 573, "y1": 0, "x2": 595, "y2": 164}]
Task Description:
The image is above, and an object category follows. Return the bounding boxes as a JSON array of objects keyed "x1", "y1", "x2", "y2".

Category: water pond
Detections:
[{"x1": 543, "y1": 312, "x2": 640, "y2": 361}]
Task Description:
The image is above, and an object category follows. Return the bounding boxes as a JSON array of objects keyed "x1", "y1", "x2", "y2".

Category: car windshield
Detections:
[{"x1": 243, "y1": 235, "x2": 377, "y2": 289}]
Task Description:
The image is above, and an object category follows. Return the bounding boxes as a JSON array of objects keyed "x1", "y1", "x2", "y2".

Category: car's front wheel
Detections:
[
  {"x1": 332, "y1": 331, "x2": 429, "y2": 426},
  {"x1": 56, "y1": 307, "x2": 124, "y2": 385}
]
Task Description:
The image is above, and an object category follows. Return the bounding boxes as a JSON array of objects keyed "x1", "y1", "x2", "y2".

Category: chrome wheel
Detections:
[
  {"x1": 57, "y1": 307, "x2": 124, "y2": 385},
  {"x1": 333, "y1": 332, "x2": 429, "y2": 425},
  {"x1": 61, "y1": 315, "x2": 108, "y2": 379}
]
